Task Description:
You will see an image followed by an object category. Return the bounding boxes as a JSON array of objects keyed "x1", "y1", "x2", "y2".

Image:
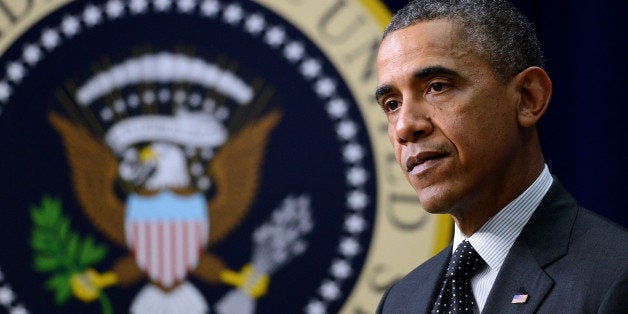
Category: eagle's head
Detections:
[{"x1": 118, "y1": 142, "x2": 190, "y2": 191}]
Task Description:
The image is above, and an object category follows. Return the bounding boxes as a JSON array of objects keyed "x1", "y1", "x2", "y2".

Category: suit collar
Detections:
[
  {"x1": 422, "y1": 247, "x2": 451, "y2": 312},
  {"x1": 482, "y1": 180, "x2": 579, "y2": 313},
  {"x1": 412, "y1": 246, "x2": 451, "y2": 313},
  {"x1": 519, "y1": 179, "x2": 578, "y2": 267}
]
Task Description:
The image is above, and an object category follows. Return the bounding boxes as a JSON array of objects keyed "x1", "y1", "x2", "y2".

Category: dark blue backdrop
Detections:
[{"x1": 382, "y1": 0, "x2": 627, "y2": 228}]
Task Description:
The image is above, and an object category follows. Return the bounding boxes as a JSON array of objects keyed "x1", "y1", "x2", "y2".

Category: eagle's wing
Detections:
[
  {"x1": 48, "y1": 112, "x2": 126, "y2": 246},
  {"x1": 207, "y1": 110, "x2": 281, "y2": 245}
]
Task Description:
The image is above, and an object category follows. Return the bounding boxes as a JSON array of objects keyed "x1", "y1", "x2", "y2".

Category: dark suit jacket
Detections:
[{"x1": 377, "y1": 181, "x2": 628, "y2": 313}]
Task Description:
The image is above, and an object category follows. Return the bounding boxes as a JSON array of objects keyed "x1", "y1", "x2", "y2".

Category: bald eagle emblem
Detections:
[{"x1": 46, "y1": 52, "x2": 313, "y2": 313}]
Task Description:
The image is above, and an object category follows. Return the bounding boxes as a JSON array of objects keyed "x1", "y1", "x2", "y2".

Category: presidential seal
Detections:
[{"x1": 0, "y1": 1, "x2": 451, "y2": 313}]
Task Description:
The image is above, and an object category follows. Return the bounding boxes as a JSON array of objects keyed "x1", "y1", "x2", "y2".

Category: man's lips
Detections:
[{"x1": 405, "y1": 151, "x2": 448, "y2": 174}]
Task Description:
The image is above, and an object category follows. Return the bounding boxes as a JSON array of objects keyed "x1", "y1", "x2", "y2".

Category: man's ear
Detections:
[{"x1": 514, "y1": 67, "x2": 552, "y2": 127}]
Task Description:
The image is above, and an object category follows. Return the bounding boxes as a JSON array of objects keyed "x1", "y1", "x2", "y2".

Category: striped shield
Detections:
[{"x1": 125, "y1": 192, "x2": 209, "y2": 288}]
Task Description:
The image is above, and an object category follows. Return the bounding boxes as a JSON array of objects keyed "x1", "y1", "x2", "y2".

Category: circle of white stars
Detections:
[
  {"x1": 0, "y1": 267, "x2": 28, "y2": 314},
  {"x1": 0, "y1": 1, "x2": 373, "y2": 313}
]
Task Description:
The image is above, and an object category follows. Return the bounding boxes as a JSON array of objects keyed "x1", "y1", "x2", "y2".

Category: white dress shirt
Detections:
[{"x1": 452, "y1": 165, "x2": 553, "y2": 312}]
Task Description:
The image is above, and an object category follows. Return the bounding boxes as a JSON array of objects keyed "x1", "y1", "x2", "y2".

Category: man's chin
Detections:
[
  {"x1": 415, "y1": 185, "x2": 451, "y2": 214},
  {"x1": 416, "y1": 192, "x2": 454, "y2": 215},
  {"x1": 419, "y1": 203, "x2": 451, "y2": 215}
]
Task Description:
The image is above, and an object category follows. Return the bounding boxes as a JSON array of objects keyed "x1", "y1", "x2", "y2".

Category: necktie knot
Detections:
[{"x1": 446, "y1": 240, "x2": 485, "y2": 279}]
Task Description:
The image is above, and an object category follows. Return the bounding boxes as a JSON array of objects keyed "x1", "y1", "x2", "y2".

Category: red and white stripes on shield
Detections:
[{"x1": 126, "y1": 220, "x2": 208, "y2": 288}]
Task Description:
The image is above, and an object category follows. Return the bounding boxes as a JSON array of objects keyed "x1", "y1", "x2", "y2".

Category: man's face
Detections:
[{"x1": 375, "y1": 20, "x2": 523, "y2": 216}]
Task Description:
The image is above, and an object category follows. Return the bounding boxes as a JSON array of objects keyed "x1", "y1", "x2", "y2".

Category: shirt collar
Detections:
[{"x1": 453, "y1": 165, "x2": 553, "y2": 271}]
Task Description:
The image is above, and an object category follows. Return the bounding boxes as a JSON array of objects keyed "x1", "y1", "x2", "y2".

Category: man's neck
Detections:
[{"x1": 452, "y1": 162, "x2": 546, "y2": 236}]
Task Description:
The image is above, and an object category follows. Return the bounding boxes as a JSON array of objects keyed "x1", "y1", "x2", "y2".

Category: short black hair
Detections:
[{"x1": 383, "y1": 0, "x2": 544, "y2": 82}]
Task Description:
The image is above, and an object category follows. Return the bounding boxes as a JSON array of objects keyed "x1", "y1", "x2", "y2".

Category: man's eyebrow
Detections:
[
  {"x1": 374, "y1": 85, "x2": 392, "y2": 103},
  {"x1": 414, "y1": 65, "x2": 460, "y2": 80}
]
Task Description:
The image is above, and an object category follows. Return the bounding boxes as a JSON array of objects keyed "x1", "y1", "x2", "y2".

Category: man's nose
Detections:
[{"x1": 394, "y1": 101, "x2": 433, "y2": 144}]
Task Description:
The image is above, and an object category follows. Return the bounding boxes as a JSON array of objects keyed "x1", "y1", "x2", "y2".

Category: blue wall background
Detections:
[{"x1": 382, "y1": 0, "x2": 627, "y2": 228}]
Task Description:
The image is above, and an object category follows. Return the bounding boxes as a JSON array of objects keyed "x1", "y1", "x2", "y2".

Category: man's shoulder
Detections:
[
  {"x1": 529, "y1": 180, "x2": 627, "y2": 253},
  {"x1": 536, "y1": 206, "x2": 628, "y2": 312},
  {"x1": 574, "y1": 206, "x2": 627, "y2": 236},
  {"x1": 531, "y1": 201, "x2": 627, "y2": 287},
  {"x1": 570, "y1": 206, "x2": 628, "y2": 258}
]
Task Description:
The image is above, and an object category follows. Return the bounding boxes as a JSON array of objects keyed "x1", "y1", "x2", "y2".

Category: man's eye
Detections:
[
  {"x1": 382, "y1": 100, "x2": 401, "y2": 113},
  {"x1": 428, "y1": 82, "x2": 449, "y2": 93}
]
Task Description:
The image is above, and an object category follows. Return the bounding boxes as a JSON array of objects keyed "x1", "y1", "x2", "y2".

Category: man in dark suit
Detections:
[{"x1": 374, "y1": 0, "x2": 627, "y2": 313}]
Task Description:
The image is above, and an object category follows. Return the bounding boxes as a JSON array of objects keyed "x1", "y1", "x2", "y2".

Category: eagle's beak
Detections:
[
  {"x1": 139, "y1": 146, "x2": 157, "y2": 162},
  {"x1": 124, "y1": 146, "x2": 157, "y2": 186}
]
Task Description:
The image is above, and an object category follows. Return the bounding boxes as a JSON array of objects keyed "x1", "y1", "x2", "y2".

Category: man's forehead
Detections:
[
  {"x1": 380, "y1": 22, "x2": 474, "y2": 66},
  {"x1": 377, "y1": 20, "x2": 473, "y2": 69}
]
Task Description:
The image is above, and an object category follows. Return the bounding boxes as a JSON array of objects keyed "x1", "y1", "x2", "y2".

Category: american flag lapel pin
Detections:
[{"x1": 511, "y1": 288, "x2": 529, "y2": 304}]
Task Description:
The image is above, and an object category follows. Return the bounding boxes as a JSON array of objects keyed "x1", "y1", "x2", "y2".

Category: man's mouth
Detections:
[{"x1": 406, "y1": 151, "x2": 448, "y2": 174}]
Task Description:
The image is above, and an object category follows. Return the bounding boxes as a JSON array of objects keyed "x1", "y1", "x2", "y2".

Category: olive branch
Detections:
[{"x1": 29, "y1": 195, "x2": 112, "y2": 313}]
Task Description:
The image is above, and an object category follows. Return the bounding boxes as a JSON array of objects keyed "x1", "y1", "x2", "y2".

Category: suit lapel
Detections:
[
  {"x1": 482, "y1": 240, "x2": 553, "y2": 313},
  {"x1": 415, "y1": 247, "x2": 451, "y2": 313},
  {"x1": 378, "y1": 244, "x2": 452, "y2": 313},
  {"x1": 482, "y1": 181, "x2": 578, "y2": 313}
]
